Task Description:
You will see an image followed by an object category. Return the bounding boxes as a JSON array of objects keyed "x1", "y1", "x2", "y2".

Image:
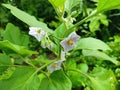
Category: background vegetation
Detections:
[{"x1": 0, "y1": 0, "x2": 120, "y2": 90}]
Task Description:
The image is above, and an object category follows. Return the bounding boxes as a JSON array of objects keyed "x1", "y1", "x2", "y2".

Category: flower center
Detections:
[
  {"x1": 52, "y1": 63, "x2": 57, "y2": 69},
  {"x1": 36, "y1": 29, "x2": 41, "y2": 34},
  {"x1": 67, "y1": 39, "x2": 73, "y2": 45}
]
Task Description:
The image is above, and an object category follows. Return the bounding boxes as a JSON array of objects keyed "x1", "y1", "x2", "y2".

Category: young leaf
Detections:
[
  {"x1": 0, "y1": 40, "x2": 37, "y2": 56},
  {"x1": 82, "y1": 50, "x2": 119, "y2": 65},
  {"x1": 88, "y1": 13, "x2": 108, "y2": 32},
  {"x1": 0, "y1": 66, "x2": 40, "y2": 90},
  {"x1": 2, "y1": 4, "x2": 53, "y2": 33},
  {"x1": 89, "y1": 17, "x2": 100, "y2": 32},
  {"x1": 3, "y1": 23, "x2": 29, "y2": 47},
  {"x1": 97, "y1": 0, "x2": 120, "y2": 12},
  {"x1": 39, "y1": 70, "x2": 72, "y2": 90},
  {"x1": 48, "y1": 0, "x2": 66, "y2": 17},
  {"x1": 76, "y1": 37, "x2": 111, "y2": 51},
  {"x1": 65, "y1": 0, "x2": 81, "y2": 14}
]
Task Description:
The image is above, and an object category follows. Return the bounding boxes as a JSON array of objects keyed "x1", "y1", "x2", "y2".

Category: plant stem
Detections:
[
  {"x1": 68, "y1": 68, "x2": 90, "y2": 79},
  {"x1": 69, "y1": 10, "x2": 98, "y2": 30},
  {"x1": 83, "y1": 0, "x2": 88, "y2": 16},
  {"x1": 35, "y1": 61, "x2": 54, "y2": 74}
]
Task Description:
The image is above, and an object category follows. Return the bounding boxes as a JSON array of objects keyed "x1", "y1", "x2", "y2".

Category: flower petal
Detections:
[
  {"x1": 29, "y1": 27, "x2": 46, "y2": 41},
  {"x1": 60, "y1": 32, "x2": 80, "y2": 52},
  {"x1": 47, "y1": 60, "x2": 63, "y2": 73}
]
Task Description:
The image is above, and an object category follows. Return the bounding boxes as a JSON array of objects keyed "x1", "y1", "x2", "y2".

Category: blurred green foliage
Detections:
[
  {"x1": 1, "y1": 0, "x2": 120, "y2": 90},
  {"x1": 0, "y1": 0, "x2": 57, "y2": 29}
]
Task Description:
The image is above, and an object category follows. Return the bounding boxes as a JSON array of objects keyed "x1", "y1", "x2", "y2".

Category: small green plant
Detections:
[{"x1": 0, "y1": 0, "x2": 120, "y2": 90}]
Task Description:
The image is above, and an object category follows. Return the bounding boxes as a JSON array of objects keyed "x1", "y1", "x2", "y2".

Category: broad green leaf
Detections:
[
  {"x1": 2, "y1": 4, "x2": 53, "y2": 33},
  {"x1": 0, "y1": 67, "x2": 15, "y2": 81},
  {"x1": 0, "y1": 40, "x2": 37, "y2": 56},
  {"x1": 53, "y1": 23, "x2": 66, "y2": 44},
  {"x1": 66, "y1": 60, "x2": 86, "y2": 88},
  {"x1": 77, "y1": 63, "x2": 88, "y2": 73},
  {"x1": 49, "y1": 0, "x2": 66, "y2": 17},
  {"x1": 0, "y1": 66, "x2": 40, "y2": 90},
  {"x1": 39, "y1": 70, "x2": 72, "y2": 90},
  {"x1": 0, "y1": 54, "x2": 12, "y2": 73},
  {"x1": 82, "y1": 50, "x2": 119, "y2": 65},
  {"x1": 65, "y1": 59, "x2": 77, "y2": 69},
  {"x1": 0, "y1": 54, "x2": 14, "y2": 80},
  {"x1": 97, "y1": 0, "x2": 120, "y2": 12},
  {"x1": 3, "y1": 23, "x2": 29, "y2": 47},
  {"x1": 89, "y1": 67, "x2": 117, "y2": 90},
  {"x1": 0, "y1": 54, "x2": 12, "y2": 67},
  {"x1": 76, "y1": 37, "x2": 111, "y2": 51},
  {"x1": 65, "y1": 0, "x2": 81, "y2": 13},
  {"x1": 67, "y1": 70, "x2": 86, "y2": 88}
]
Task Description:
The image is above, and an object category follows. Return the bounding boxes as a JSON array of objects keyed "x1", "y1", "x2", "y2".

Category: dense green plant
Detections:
[{"x1": 0, "y1": 0, "x2": 120, "y2": 90}]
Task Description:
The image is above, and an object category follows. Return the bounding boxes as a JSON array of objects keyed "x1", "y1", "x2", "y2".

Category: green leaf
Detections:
[
  {"x1": 88, "y1": 13, "x2": 108, "y2": 32},
  {"x1": 48, "y1": 0, "x2": 66, "y2": 17},
  {"x1": 3, "y1": 23, "x2": 29, "y2": 47},
  {"x1": 0, "y1": 66, "x2": 40, "y2": 90},
  {"x1": 39, "y1": 70, "x2": 72, "y2": 90},
  {"x1": 65, "y1": 0, "x2": 81, "y2": 14},
  {"x1": 0, "y1": 40, "x2": 37, "y2": 56},
  {"x1": 66, "y1": 60, "x2": 87, "y2": 88},
  {"x1": 82, "y1": 49, "x2": 119, "y2": 65},
  {"x1": 0, "y1": 54, "x2": 12, "y2": 73},
  {"x1": 0, "y1": 54, "x2": 12, "y2": 66},
  {"x1": 53, "y1": 23, "x2": 66, "y2": 44},
  {"x1": 67, "y1": 70, "x2": 86, "y2": 88},
  {"x1": 76, "y1": 37, "x2": 111, "y2": 51},
  {"x1": 89, "y1": 17, "x2": 100, "y2": 32},
  {"x1": 99, "y1": 14, "x2": 109, "y2": 26},
  {"x1": 65, "y1": 0, "x2": 80, "y2": 13},
  {"x1": 0, "y1": 67, "x2": 15, "y2": 81},
  {"x1": 97, "y1": 0, "x2": 120, "y2": 12},
  {"x1": 89, "y1": 67, "x2": 117, "y2": 90},
  {"x1": 2, "y1": 4, "x2": 53, "y2": 33},
  {"x1": 77, "y1": 63, "x2": 88, "y2": 73},
  {"x1": 0, "y1": 54, "x2": 14, "y2": 80}
]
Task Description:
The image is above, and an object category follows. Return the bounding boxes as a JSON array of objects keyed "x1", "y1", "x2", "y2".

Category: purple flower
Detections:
[
  {"x1": 60, "y1": 32, "x2": 80, "y2": 52},
  {"x1": 47, "y1": 51, "x2": 66, "y2": 73},
  {"x1": 29, "y1": 27, "x2": 46, "y2": 41},
  {"x1": 47, "y1": 60, "x2": 63, "y2": 73}
]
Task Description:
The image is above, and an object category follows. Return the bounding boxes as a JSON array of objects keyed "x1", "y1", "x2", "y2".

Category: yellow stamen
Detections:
[
  {"x1": 67, "y1": 39, "x2": 73, "y2": 45},
  {"x1": 36, "y1": 29, "x2": 41, "y2": 33},
  {"x1": 52, "y1": 63, "x2": 57, "y2": 69}
]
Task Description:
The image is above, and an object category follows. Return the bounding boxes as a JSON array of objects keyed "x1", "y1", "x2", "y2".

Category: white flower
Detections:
[
  {"x1": 29, "y1": 27, "x2": 46, "y2": 41},
  {"x1": 47, "y1": 51, "x2": 66, "y2": 73},
  {"x1": 60, "y1": 32, "x2": 80, "y2": 52},
  {"x1": 47, "y1": 60, "x2": 63, "y2": 73}
]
